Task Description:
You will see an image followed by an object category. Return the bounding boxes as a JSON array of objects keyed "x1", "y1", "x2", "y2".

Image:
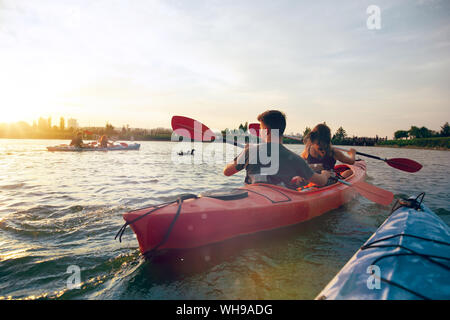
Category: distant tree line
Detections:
[
  {"x1": 394, "y1": 122, "x2": 450, "y2": 139},
  {"x1": 378, "y1": 122, "x2": 450, "y2": 149},
  {"x1": 221, "y1": 122, "x2": 249, "y2": 136}
]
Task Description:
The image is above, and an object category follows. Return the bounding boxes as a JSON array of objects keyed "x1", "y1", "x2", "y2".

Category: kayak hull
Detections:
[
  {"x1": 316, "y1": 197, "x2": 450, "y2": 300},
  {"x1": 123, "y1": 161, "x2": 366, "y2": 254},
  {"x1": 47, "y1": 143, "x2": 140, "y2": 151}
]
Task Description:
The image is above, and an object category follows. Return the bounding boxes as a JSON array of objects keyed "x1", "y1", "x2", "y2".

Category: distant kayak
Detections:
[
  {"x1": 47, "y1": 143, "x2": 140, "y2": 152},
  {"x1": 316, "y1": 193, "x2": 450, "y2": 300}
]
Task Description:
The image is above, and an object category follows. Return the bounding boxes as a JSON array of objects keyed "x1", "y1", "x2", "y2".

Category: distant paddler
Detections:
[
  {"x1": 178, "y1": 149, "x2": 195, "y2": 156},
  {"x1": 69, "y1": 132, "x2": 87, "y2": 148},
  {"x1": 98, "y1": 135, "x2": 113, "y2": 148}
]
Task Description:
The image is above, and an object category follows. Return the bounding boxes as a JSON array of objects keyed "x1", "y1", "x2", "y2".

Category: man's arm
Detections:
[
  {"x1": 223, "y1": 145, "x2": 249, "y2": 176},
  {"x1": 294, "y1": 154, "x2": 331, "y2": 187},
  {"x1": 308, "y1": 170, "x2": 332, "y2": 186}
]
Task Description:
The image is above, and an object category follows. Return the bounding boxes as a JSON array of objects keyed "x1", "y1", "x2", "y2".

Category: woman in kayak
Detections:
[
  {"x1": 98, "y1": 135, "x2": 111, "y2": 148},
  {"x1": 301, "y1": 123, "x2": 356, "y2": 179},
  {"x1": 223, "y1": 110, "x2": 331, "y2": 189}
]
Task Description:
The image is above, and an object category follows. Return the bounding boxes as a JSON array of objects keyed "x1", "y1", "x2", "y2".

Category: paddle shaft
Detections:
[
  {"x1": 284, "y1": 134, "x2": 403, "y2": 164},
  {"x1": 283, "y1": 135, "x2": 378, "y2": 158},
  {"x1": 333, "y1": 147, "x2": 385, "y2": 161},
  {"x1": 283, "y1": 135, "x2": 421, "y2": 172},
  {"x1": 334, "y1": 178, "x2": 351, "y2": 186},
  {"x1": 283, "y1": 133, "x2": 421, "y2": 172}
]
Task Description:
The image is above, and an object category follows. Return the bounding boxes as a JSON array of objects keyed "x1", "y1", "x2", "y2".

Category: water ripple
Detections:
[{"x1": 0, "y1": 140, "x2": 448, "y2": 299}]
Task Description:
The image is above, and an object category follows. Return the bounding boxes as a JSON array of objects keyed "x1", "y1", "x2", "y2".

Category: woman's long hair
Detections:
[{"x1": 301, "y1": 123, "x2": 332, "y2": 159}]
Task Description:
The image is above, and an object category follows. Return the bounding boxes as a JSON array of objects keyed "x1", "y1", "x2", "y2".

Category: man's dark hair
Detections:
[{"x1": 257, "y1": 110, "x2": 286, "y2": 136}]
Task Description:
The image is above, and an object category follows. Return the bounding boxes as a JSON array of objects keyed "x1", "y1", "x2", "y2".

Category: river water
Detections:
[{"x1": 0, "y1": 139, "x2": 448, "y2": 299}]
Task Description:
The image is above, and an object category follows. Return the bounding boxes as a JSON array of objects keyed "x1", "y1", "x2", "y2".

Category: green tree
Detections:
[
  {"x1": 418, "y1": 126, "x2": 432, "y2": 138},
  {"x1": 333, "y1": 127, "x2": 347, "y2": 141},
  {"x1": 394, "y1": 130, "x2": 409, "y2": 139},
  {"x1": 238, "y1": 122, "x2": 248, "y2": 132},
  {"x1": 441, "y1": 122, "x2": 450, "y2": 137},
  {"x1": 408, "y1": 126, "x2": 420, "y2": 139},
  {"x1": 303, "y1": 127, "x2": 311, "y2": 137},
  {"x1": 221, "y1": 128, "x2": 229, "y2": 137},
  {"x1": 409, "y1": 126, "x2": 432, "y2": 139}
]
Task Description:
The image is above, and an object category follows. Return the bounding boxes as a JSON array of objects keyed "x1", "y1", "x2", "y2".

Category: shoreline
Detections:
[{"x1": 1, "y1": 137, "x2": 449, "y2": 151}]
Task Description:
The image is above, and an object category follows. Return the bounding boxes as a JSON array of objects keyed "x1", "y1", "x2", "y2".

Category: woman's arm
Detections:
[
  {"x1": 333, "y1": 148, "x2": 356, "y2": 164},
  {"x1": 223, "y1": 161, "x2": 240, "y2": 176}
]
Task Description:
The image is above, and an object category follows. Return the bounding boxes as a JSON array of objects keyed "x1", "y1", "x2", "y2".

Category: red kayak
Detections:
[{"x1": 120, "y1": 161, "x2": 366, "y2": 255}]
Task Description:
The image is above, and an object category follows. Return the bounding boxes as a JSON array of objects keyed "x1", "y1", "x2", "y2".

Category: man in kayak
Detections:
[
  {"x1": 69, "y1": 132, "x2": 85, "y2": 148},
  {"x1": 223, "y1": 110, "x2": 331, "y2": 188}
]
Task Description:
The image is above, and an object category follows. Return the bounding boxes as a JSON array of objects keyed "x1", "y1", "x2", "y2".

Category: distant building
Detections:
[{"x1": 67, "y1": 118, "x2": 79, "y2": 129}]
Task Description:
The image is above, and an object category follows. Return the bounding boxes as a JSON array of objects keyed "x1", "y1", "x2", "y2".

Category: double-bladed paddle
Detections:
[{"x1": 248, "y1": 123, "x2": 422, "y2": 173}]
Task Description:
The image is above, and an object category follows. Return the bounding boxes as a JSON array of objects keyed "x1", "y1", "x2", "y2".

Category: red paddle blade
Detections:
[
  {"x1": 386, "y1": 158, "x2": 422, "y2": 173},
  {"x1": 171, "y1": 116, "x2": 216, "y2": 142},
  {"x1": 352, "y1": 180, "x2": 394, "y2": 206},
  {"x1": 249, "y1": 123, "x2": 260, "y2": 137}
]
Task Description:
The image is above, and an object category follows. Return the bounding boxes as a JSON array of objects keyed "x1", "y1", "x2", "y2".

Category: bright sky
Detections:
[{"x1": 0, "y1": 0, "x2": 449, "y2": 137}]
